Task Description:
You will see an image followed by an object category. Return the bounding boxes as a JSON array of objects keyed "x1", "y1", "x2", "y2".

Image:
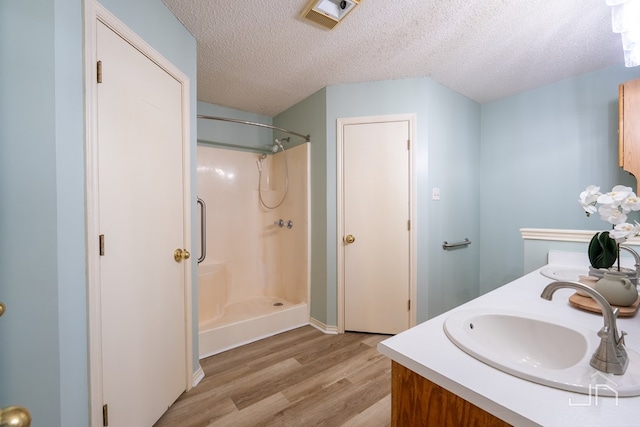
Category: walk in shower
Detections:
[{"x1": 196, "y1": 116, "x2": 310, "y2": 358}]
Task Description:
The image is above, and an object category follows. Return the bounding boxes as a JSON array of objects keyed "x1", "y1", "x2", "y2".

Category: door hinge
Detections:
[
  {"x1": 99, "y1": 234, "x2": 105, "y2": 256},
  {"x1": 102, "y1": 404, "x2": 109, "y2": 426},
  {"x1": 97, "y1": 60, "x2": 103, "y2": 83},
  {"x1": 408, "y1": 300, "x2": 411, "y2": 311},
  {"x1": 407, "y1": 220, "x2": 411, "y2": 231},
  {"x1": 407, "y1": 139, "x2": 410, "y2": 150}
]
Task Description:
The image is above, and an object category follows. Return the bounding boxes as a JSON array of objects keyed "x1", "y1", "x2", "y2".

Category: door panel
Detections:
[
  {"x1": 343, "y1": 121, "x2": 410, "y2": 334},
  {"x1": 97, "y1": 21, "x2": 186, "y2": 426}
]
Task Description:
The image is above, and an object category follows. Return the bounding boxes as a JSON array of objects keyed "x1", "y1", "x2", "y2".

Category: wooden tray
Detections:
[{"x1": 568, "y1": 293, "x2": 640, "y2": 317}]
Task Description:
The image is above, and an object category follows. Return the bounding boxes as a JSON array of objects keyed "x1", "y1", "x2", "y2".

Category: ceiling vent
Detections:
[{"x1": 301, "y1": 0, "x2": 361, "y2": 30}]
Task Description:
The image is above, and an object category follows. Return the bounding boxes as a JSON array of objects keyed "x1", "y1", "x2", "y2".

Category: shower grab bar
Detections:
[
  {"x1": 442, "y1": 238, "x2": 471, "y2": 250},
  {"x1": 197, "y1": 198, "x2": 206, "y2": 264}
]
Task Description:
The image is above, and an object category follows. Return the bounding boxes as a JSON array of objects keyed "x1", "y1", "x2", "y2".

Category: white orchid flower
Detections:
[
  {"x1": 598, "y1": 203, "x2": 627, "y2": 225},
  {"x1": 579, "y1": 185, "x2": 601, "y2": 215},
  {"x1": 598, "y1": 185, "x2": 632, "y2": 205},
  {"x1": 621, "y1": 192, "x2": 640, "y2": 213},
  {"x1": 582, "y1": 185, "x2": 600, "y2": 198},
  {"x1": 580, "y1": 184, "x2": 640, "y2": 243},
  {"x1": 613, "y1": 185, "x2": 634, "y2": 193},
  {"x1": 610, "y1": 222, "x2": 638, "y2": 243}
]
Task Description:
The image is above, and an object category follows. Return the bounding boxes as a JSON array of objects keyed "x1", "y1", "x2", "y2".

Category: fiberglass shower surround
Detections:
[
  {"x1": 196, "y1": 115, "x2": 311, "y2": 358},
  {"x1": 196, "y1": 114, "x2": 310, "y2": 263}
]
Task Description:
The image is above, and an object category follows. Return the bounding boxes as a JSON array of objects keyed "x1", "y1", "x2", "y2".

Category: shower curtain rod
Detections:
[{"x1": 197, "y1": 114, "x2": 311, "y2": 142}]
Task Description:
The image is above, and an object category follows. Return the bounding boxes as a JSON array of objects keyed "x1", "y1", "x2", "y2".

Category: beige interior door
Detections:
[
  {"x1": 343, "y1": 120, "x2": 410, "y2": 334},
  {"x1": 97, "y1": 21, "x2": 186, "y2": 426}
]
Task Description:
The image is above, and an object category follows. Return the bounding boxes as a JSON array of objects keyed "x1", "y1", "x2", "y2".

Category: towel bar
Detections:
[{"x1": 442, "y1": 238, "x2": 471, "y2": 250}]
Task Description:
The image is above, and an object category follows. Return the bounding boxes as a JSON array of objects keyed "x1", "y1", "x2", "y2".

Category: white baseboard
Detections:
[
  {"x1": 309, "y1": 317, "x2": 338, "y2": 334},
  {"x1": 192, "y1": 365, "x2": 205, "y2": 388}
]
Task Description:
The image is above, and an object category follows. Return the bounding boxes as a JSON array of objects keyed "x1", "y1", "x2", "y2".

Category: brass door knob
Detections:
[
  {"x1": 0, "y1": 302, "x2": 5, "y2": 318},
  {"x1": 344, "y1": 234, "x2": 356, "y2": 244},
  {"x1": 174, "y1": 248, "x2": 191, "y2": 262},
  {"x1": 0, "y1": 406, "x2": 31, "y2": 427}
]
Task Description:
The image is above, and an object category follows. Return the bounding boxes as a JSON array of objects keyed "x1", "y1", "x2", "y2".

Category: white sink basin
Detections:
[{"x1": 443, "y1": 308, "x2": 640, "y2": 396}]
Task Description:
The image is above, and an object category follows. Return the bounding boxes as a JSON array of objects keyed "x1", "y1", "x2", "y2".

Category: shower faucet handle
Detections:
[
  {"x1": 286, "y1": 220, "x2": 293, "y2": 229},
  {"x1": 274, "y1": 219, "x2": 285, "y2": 227}
]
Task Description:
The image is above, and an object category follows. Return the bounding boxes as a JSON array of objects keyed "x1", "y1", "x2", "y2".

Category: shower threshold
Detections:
[{"x1": 198, "y1": 299, "x2": 309, "y2": 359}]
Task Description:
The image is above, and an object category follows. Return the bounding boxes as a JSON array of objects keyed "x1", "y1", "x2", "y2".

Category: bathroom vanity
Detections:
[{"x1": 378, "y1": 253, "x2": 640, "y2": 426}]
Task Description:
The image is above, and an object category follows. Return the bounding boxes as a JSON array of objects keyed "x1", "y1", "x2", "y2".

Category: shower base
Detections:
[{"x1": 198, "y1": 297, "x2": 308, "y2": 359}]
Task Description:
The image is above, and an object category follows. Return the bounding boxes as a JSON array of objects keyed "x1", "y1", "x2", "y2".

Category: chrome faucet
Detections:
[
  {"x1": 540, "y1": 281, "x2": 629, "y2": 375},
  {"x1": 619, "y1": 244, "x2": 640, "y2": 286}
]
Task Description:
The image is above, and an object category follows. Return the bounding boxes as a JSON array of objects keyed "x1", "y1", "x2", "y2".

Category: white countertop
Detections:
[{"x1": 378, "y1": 252, "x2": 640, "y2": 427}]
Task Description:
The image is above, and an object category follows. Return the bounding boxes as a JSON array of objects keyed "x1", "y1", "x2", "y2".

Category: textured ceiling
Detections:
[{"x1": 163, "y1": 0, "x2": 623, "y2": 117}]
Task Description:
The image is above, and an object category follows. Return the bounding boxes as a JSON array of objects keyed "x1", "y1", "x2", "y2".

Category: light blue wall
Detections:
[
  {"x1": 55, "y1": 0, "x2": 87, "y2": 424},
  {"x1": 0, "y1": 1, "x2": 196, "y2": 425},
  {"x1": 274, "y1": 89, "x2": 328, "y2": 323},
  {"x1": 522, "y1": 241, "x2": 589, "y2": 273},
  {"x1": 322, "y1": 78, "x2": 481, "y2": 324},
  {"x1": 422, "y1": 81, "x2": 482, "y2": 318},
  {"x1": 480, "y1": 65, "x2": 640, "y2": 295},
  {"x1": 1, "y1": 1, "x2": 63, "y2": 425},
  {"x1": 198, "y1": 101, "x2": 273, "y2": 151}
]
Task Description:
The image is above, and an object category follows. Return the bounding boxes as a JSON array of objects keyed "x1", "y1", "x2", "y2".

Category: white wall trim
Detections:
[
  {"x1": 520, "y1": 228, "x2": 640, "y2": 246},
  {"x1": 84, "y1": 5, "x2": 102, "y2": 426},
  {"x1": 306, "y1": 142, "x2": 312, "y2": 332},
  {"x1": 85, "y1": 2, "x2": 193, "y2": 426},
  {"x1": 336, "y1": 114, "x2": 417, "y2": 333},
  {"x1": 192, "y1": 365, "x2": 205, "y2": 388},
  {"x1": 309, "y1": 317, "x2": 338, "y2": 334}
]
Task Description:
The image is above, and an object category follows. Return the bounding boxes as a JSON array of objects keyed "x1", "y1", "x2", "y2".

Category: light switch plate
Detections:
[{"x1": 432, "y1": 187, "x2": 440, "y2": 200}]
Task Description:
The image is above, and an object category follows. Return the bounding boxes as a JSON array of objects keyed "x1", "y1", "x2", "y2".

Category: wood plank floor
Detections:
[{"x1": 154, "y1": 326, "x2": 392, "y2": 427}]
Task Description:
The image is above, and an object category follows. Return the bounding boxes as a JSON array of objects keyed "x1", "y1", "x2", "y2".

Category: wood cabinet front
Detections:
[
  {"x1": 619, "y1": 78, "x2": 640, "y2": 181},
  {"x1": 391, "y1": 361, "x2": 512, "y2": 427}
]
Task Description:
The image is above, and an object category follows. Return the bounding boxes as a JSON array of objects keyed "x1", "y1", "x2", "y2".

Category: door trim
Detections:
[
  {"x1": 336, "y1": 114, "x2": 417, "y2": 333},
  {"x1": 84, "y1": 2, "x2": 193, "y2": 426}
]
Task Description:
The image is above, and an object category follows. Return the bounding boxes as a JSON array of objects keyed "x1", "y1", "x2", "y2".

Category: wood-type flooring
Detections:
[{"x1": 154, "y1": 325, "x2": 392, "y2": 427}]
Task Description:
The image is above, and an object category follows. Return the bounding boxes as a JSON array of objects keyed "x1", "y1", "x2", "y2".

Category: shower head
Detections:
[{"x1": 272, "y1": 138, "x2": 285, "y2": 153}]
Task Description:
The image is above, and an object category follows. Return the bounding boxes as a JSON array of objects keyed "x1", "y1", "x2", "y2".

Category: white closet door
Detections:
[
  {"x1": 97, "y1": 20, "x2": 186, "y2": 426},
  {"x1": 343, "y1": 120, "x2": 411, "y2": 334}
]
